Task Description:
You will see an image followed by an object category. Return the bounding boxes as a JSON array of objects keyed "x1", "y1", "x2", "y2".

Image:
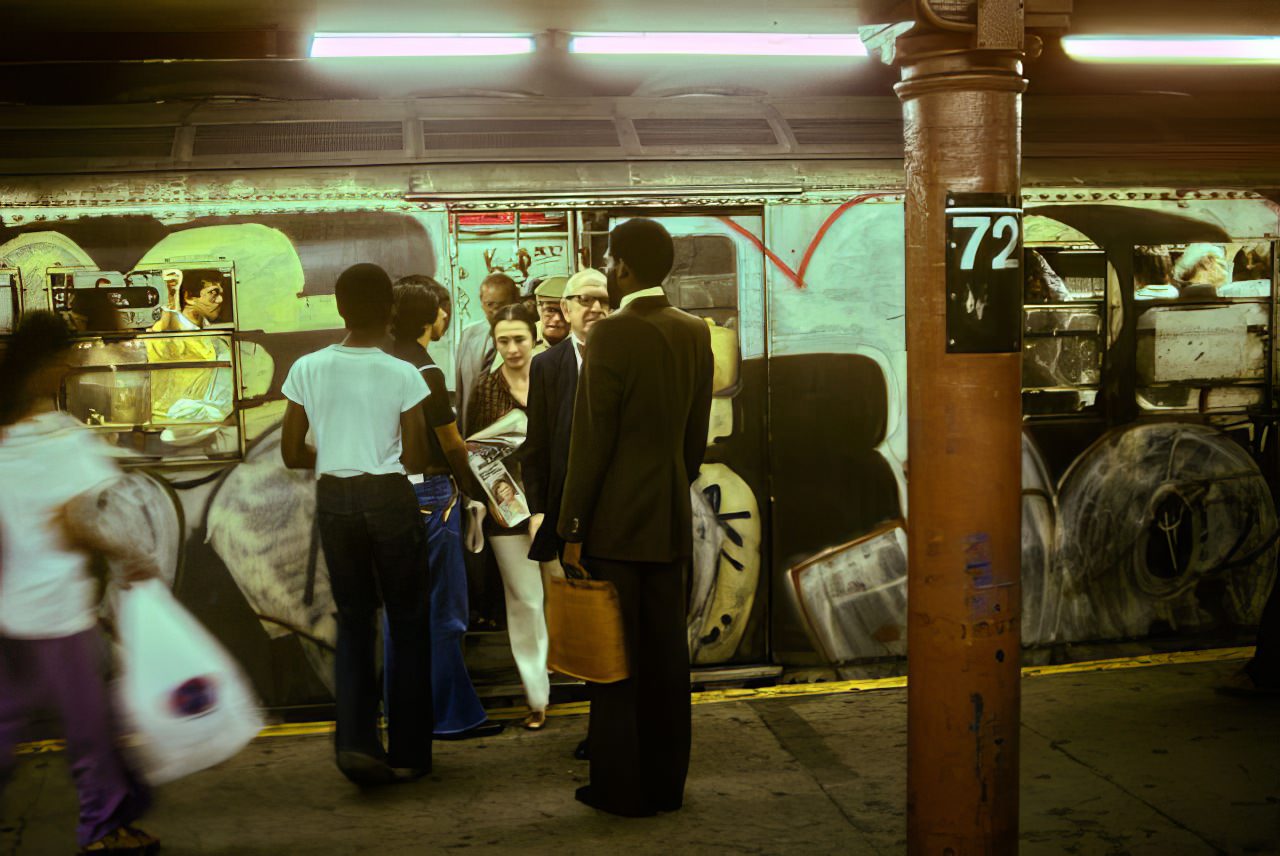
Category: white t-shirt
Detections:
[
  {"x1": 281, "y1": 344, "x2": 428, "y2": 478},
  {"x1": 0, "y1": 411, "x2": 122, "y2": 639}
]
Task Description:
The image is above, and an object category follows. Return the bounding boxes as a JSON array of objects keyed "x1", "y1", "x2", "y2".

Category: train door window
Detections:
[
  {"x1": 452, "y1": 211, "x2": 572, "y2": 323},
  {"x1": 667, "y1": 234, "x2": 738, "y2": 327},
  {"x1": 1021, "y1": 242, "x2": 1107, "y2": 417},
  {"x1": 579, "y1": 211, "x2": 743, "y2": 327},
  {"x1": 598, "y1": 214, "x2": 760, "y2": 400},
  {"x1": 0, "y1": 268, "x2": 20, "y2": 333},
  {"x1": 1133, "y1": 242, "x2": 1274, "y2": 414}
]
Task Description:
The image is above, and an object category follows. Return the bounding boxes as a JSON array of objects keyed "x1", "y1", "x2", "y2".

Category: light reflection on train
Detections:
[{"x1": 0, "y1": 189, "x2": 1275, "y2": 707}]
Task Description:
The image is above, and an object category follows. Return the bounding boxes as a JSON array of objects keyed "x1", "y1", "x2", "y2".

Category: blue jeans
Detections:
[
  {"x1": 316, "y1": 473, "x2": 431, "y2": 769},
  {"x1": 385, "y1": 475, "x2": 488, "y2": 735}
]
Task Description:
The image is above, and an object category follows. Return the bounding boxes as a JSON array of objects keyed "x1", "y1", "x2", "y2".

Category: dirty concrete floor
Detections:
[{"x1": 2, "y1": 658, "x2": 1277, "y2": 855}]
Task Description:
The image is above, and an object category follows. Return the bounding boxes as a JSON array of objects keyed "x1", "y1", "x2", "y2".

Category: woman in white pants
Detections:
[{"x1": 466, "y1": 304, "x2": 552, "y2": 729}]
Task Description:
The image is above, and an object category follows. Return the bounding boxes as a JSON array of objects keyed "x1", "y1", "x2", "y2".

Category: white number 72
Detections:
[{"x1": 954, "y1": 215, "x2": 1020, "y2": 271}]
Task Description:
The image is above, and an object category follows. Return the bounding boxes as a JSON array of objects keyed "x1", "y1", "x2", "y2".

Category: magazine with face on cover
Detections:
[{"x1": 465, "y1": 409, "x2": 531, "y2": 528}]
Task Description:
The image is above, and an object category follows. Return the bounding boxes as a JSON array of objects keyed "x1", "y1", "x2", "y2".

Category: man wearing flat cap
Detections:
[{"x1": 532, "y1": 274, "x2": 571, "y2": 352}]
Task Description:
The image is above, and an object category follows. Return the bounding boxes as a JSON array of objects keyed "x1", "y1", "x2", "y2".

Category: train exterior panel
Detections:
[{"x1": 1, "y1": 145, "x2": 1276, "y2": 707}]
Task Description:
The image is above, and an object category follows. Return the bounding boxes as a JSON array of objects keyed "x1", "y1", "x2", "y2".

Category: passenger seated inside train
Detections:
[
  {"x1": 1222, "y1": 242, "x2": 1272, "y2": 297},
  {"x1": 1234, "y1": 242, "x2": 1271, "y2": 281},
  {"x1": 1133, "y1": 245, "x2": 1178, "y2": 300},
  {"x1": 1135, "y1": 243, "x2": 1271, "y2": 301},
  {"x1": 1173, "y1": 243, "x2": 1231, "y2": 299},
  {"x1": 64, "y1": 290, "x2": 148, "y2": 429},
  {"x1": 144, "y1": 269, "x2": 235, "y2": 452},
  {"x1": 1024, "y1": 249, "x2": 1072, "y2": 303}
]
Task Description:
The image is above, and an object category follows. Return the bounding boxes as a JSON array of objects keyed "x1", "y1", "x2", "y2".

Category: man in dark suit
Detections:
[
  {"x1": 524, "y1": 268, "x2": 611, "y2": 567},
  {"x1": 559, "y1": 218, "x2": 714, "y2": 817}
]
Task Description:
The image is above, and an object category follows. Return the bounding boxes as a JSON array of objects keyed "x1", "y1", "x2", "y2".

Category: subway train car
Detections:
[{"x1": 1, "y1": 93, "x2": 1277, "y2": 708}]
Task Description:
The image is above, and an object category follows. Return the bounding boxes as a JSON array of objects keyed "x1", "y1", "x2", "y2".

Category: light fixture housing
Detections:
[
  {"x1": 309, "y1": 33, "x2": 536, "y2": 58},
  {"x1": 568, "y1": 32, "x2": 868, "y2": 57},
  {"x1": 1062, "y1": 35, "x2": 1280, "y2": 65}
]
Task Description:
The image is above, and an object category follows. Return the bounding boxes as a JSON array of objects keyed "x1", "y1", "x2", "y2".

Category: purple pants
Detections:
[{"x1": 0, "y1": 629, "x2": 150, "y2": 848}]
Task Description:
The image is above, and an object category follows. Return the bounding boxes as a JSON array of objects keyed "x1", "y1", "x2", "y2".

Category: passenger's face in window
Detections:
[{"x1": 190, "y1": 281, "x2": 224, "y2": 321}]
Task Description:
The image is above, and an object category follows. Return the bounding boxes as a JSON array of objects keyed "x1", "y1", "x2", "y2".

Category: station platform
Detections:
[{"x1": 3, "y1": 649, "x2": 1276, "y2": 855}]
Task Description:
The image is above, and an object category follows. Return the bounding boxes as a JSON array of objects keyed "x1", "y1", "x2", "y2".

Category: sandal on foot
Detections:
[
  {"x1": 80, "y1": 826, "x2": 160, "y2": 855},
  {"x1": 522, "y1": 710, "x2": 547, "y2": 730}
]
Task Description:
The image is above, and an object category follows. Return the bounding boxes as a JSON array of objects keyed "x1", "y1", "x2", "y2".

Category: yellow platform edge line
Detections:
[{"x1": 15, "y1": 645, "x2": 1254, "y2": 755}]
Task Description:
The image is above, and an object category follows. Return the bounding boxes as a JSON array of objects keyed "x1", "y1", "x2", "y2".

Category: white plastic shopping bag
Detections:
[{"x1": 114, "y1": 579, "x2": 263, "y2": 784}]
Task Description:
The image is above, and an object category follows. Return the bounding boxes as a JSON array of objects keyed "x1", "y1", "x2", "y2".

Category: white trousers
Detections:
[{"x1": 490, "y1": 533, "x2": 554, "y2": 713}]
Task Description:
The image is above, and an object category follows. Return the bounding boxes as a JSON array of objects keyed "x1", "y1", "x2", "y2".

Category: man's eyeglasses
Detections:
[
  {"x1": 537, "y1": 301, "x2": 565, "y2": 316},
  {"x1": 565, "y1": 295, "x2": 610, "y2": 310}
]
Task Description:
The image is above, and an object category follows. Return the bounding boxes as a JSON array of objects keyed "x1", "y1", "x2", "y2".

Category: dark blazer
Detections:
[
  {"x1": 522, "y1": 336, "x2": 579, "y2": 562},
  {"x1": 558, "y1": 294, "x2": 714, "y2": 563}
]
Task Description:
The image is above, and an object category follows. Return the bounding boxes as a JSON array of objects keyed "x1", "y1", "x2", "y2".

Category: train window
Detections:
[
  {"x1": 453, "y1": 211, "x2": 572, "y2": 296},
  {"x1": 1133, "y1": 242, "x2": 1273, "y2": 414},
  {"x1": 665, "y1": 235, "x2": 738, "y2": 319},
  {"x1": 61, "y1": 331, "x2": 241, "y2": 463},
  {"x1": 0, "y1": 269, "x2": 19, "y2": 333},
  {"x1": 1021, "y1": 246, "x2": 1106, "y2": 417},
  {"x1": 130, "y1": 265, "x2": 236, "y2": 328},
  {"x1": 49, "y1": 263, "x2": 235, "y2": 332}
]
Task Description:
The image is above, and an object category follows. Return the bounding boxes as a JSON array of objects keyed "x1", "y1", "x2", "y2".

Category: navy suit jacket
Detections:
[{"x1": 522, "y1": 336, "x2": 578, "y2": 562}]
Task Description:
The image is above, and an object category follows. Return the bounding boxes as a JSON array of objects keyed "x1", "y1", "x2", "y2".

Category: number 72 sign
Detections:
[{"x1": 944, "y1": 193, "x2": 1023, "y2": 354}]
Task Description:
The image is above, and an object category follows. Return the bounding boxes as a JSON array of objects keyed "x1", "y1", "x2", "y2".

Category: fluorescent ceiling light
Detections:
[
  {"x1": 569, "y1": 32, "x2": 867, "y2": 57},
  {"x1": 1062, "y1": 35, "x2": 1280, "y2": 64},
  {"x1": 310, "y1": 33, "x2": 535, "y2": 58}
]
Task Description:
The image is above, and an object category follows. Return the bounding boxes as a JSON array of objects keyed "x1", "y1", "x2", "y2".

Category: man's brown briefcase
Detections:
[{"x1": 545, "y1": 570, "x2": 630, "y2": 684}]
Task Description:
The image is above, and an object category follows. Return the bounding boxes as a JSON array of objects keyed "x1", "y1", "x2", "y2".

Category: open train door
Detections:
[{"x1": 586, "y1": 212, "x2": 772, "y2": 674}]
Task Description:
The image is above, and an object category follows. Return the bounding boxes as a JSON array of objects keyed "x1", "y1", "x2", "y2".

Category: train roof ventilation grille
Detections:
[
  {"x1": 422, "y1": 119, "x2": 620, "y2": 150},
  {"x1": 191, "y1": 121, "x2": 405, "y2": 156},
  {"x1": 0, "y1": 126, "x2": 176, "y2": 160},
  {"x1": 633, "y1": 118, "x2": 778, "y2": 148},
  {"x1": 787, "y1": 117, "x2": 903, "y2": 147}
]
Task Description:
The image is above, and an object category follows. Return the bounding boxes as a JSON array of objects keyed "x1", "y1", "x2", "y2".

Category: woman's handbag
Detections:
[{"x1": 545, "y1": 563, "x2": 630, "y2": 684}]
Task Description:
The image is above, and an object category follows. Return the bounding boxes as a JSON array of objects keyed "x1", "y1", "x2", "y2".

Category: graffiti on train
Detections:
[
  {"x1": 769, "y1": 197, "x2": 1278, "y2": 667},
  {"x1": 2, "y1": 191, "x2": 1277, "y2": 700}
]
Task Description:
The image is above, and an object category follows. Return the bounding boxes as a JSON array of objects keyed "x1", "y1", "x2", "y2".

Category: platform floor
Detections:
[{"x1": 3, "y1": 653, "x2": 1277, "y2": 855}]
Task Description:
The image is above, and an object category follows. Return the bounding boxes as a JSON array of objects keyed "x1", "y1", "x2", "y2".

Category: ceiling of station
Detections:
[
  {"x1": 1, "y1": 0, "x2": 1278, "y2": 105},
  {"x1": 8, "y1": 0, "x2": 864, "y2": 34},
  {"x1": 6, "y1": 0, "x2": 1277, "y2": 35}
]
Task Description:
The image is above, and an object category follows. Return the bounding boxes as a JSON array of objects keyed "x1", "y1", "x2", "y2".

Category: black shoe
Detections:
[
  {"x1": 575, "y1": 785, "x2": 655, "y2": 818},
  {"x1": 336, "y1": 750, "x2": 396, "y2": 786},
  {"x1": 437, "y1": 720, "x2": 506, "y2": 741},
  {"x1": 573, "y1": 739, "x2": 589, "y2": 761},
  {"x1": 390, "y1": 766, "x2": 431, "y2": 783}
]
